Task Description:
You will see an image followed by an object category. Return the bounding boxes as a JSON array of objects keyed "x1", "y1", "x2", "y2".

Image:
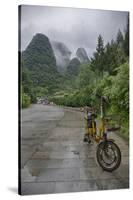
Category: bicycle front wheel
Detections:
[{"x1": 96, "y1": 140, "x2": 121, "y2": 172}]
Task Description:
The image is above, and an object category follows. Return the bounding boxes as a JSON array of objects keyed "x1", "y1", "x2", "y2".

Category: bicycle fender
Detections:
[{"x1": 106, "y1": 139, "x2": 115, "y2": 143}]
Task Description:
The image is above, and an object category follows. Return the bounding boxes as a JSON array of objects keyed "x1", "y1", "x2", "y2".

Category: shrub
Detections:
[{"x1": 21, "y1": 92, "x2": 31, "y2": 108}]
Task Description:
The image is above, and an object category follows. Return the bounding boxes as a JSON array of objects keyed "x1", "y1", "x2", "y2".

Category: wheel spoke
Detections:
[{"x1": 96, "y1": 141, "x2": 121, "y2": 171}]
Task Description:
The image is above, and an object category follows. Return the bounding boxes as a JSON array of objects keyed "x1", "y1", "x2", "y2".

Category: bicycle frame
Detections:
[
  {"x1": 89, "y1": 97, "x2": 108, "y2": 142},
  {"x1": 89, "y1": 97, "x2": 121, "y2": 171},
  {"x1": 99, "y1": 97, "x2": 106, "y2": 139}
]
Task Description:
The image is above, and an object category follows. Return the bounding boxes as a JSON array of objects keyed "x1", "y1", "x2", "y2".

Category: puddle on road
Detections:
[
  {"x1": 31, "y1": 152, "x2": 50, "y2": 160},
  {"x1": 21, "y1": 165, "x2": 37, "y2": 182},
  {"x1": 23, "y1": 120, "x2": 33, "y2": 123},
  {"x1": 71, "y1": 150, "x2": 80, "y2": 155}
]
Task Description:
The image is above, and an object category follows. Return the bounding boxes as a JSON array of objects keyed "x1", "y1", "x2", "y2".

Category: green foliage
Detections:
[
  {"x1": 23, "y1": 33, "x2": 56, "y2": 69},
  {"x1": 21, "y1": 33, "x2": 64, "y2": 106},
  {"x1": 21, "y1": 86, "x2": 31, "y2": 108},
  {"x1": 34, "y1": 86, "x2": 48, "y2": 97},
  {"x1": 96, "y1": 34, "x2": 104, "y2": 55},
  {"x1": 22, "y1": 93, "x2": 31, "y2": 108},
  {"x1": 20, "y1": 19, "x2": 129, "y2": 138},
  {"x1": 52, "y1": 22, "x2": 129, "y2": 137},
  {"x1": 104, "y1": 41, "x2": 126, "y2": 75},
  {"x1": 123, "y1": 15, "x2": 129, "y2": 56},
  {"x1": 91, "y1": 34, "x2": 105, "y2": 76},
  {"x1": 116, "y1": 29, "x2": 124, "y2": 46},
  {"x1": 21, "y1": 64, "x2": 33, "y2": 94},
  {"x1": 108, "y1": 62, "x2": 129, "y2": 117},
  {"x1": 22, "y1": 33, "x2": 62, "y2": 96},
  {"x1": 121, "y1": 120, "x2": 129, "y2": 139},
  {"x1": 77, "y1": 64, "x2": 96, "y2": 88},
  {"x1": 66, "y1": 57, "x2": 81, "y2": 76}
]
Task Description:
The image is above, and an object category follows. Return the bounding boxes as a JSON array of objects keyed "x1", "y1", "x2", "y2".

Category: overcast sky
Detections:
[{"x1": 20, "y1": 5, "x2": 128, "y2": 58}]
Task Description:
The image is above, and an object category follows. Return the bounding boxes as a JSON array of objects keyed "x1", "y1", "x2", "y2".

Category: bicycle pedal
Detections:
[{"x1": 83, "y1": 138, "x2": 88, "y2": 142}]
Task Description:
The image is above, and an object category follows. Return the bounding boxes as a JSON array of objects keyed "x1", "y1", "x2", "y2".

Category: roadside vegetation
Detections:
[
  {"x1": 50, "y1": 18, "x2": 129, "y2": 138},
  {"x1": 21, "y1": 17, "x2": 129, "y2": 138}
]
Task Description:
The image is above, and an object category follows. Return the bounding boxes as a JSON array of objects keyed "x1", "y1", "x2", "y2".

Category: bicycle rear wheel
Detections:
[{"x1": 96, "y1": 140, "x2": 121, "y2": 172}]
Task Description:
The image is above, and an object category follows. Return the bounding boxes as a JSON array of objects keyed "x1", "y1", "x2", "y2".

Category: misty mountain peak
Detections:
[
  {"x1": 22, "y1": 33, "x2": 61, "y2": 89},
  {"x1": 23, "y1": 33, "x2": 56, "y2": 69},
  {"x1": 51, "y1": 41, "x2": 71, "y2": 72},
  {"x1": 76, "y1": 48, "x2": 89, "y2": 64},
  {"x1": 67, "y1": 57, "x2": 81, "y2": 76}
]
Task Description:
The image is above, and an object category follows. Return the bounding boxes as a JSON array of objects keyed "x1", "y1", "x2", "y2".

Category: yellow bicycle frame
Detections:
[
  {"x1": 99, "y1": 118, "x2": 105, "y2": 139},
  {"x1": 85, "y1": 118, "x2": 96, "y2": 137},
  {"x1": 85, "y1": 117, "x2": 106, "y2": 142},
  {"x1": 85, "y1": 97, "x2": 107, "y2": 143}
]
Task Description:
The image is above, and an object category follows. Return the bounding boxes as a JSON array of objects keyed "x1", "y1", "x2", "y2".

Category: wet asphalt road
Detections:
[{"x1": 20, "y1": 104, "x2": 129, "y2": 195}]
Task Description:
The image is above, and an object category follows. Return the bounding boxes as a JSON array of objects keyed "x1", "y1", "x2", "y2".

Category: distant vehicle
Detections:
[
  {"x1": 42, "y1": 100, "x2": 49, "y2": 105},
  {"x1": 37, "y1": 96, "x2": 49, "y2": 105}
]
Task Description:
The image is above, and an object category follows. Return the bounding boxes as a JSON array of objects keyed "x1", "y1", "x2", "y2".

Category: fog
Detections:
[{"x1": 20, "y1": 5, "x2": 128, "y2": 58}]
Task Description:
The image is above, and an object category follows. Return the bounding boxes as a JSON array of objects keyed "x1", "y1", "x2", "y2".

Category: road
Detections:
[{"x1": 20, "y1": 104, "x2": 129, "y2": 195}]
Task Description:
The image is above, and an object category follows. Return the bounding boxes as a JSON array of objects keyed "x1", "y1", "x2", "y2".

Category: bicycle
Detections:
[{"x1": 84, "y1": 96, "x2": 121, "y2": 172}]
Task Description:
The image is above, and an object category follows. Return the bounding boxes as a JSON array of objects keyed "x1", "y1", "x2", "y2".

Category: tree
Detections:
[
  {"x1": 77, "y1": 64, "x2": 96, "y2": 88},
  {"x1": 91, "y1": 34, "x2": 105, "y2": 76},
  {"x1": 21, "y1": 65, "x2": 33, "y2": 95},
  {"x1": 103, "y1": 38, "x2": 126, "y2": 75},
  {"x1": 107, "y1": 62, "x2": 129, "y2": 117},
  {"x1": 123, "y1": 15, "x2": 129, "y2": 56},
  {"x1": 96, "y1": 34, "x2": 104, "y2": 56},
  {"x1": 116, "y1": 29, "x2": 124, "y2": 47},
  {"x1": 21, "y1": 86, "x2": 31, "y2": 108}
]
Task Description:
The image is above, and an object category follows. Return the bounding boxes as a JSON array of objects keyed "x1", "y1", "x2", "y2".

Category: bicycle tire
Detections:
[{"x1": 96, "y1": 140, "x2": 121, "y2": 172}]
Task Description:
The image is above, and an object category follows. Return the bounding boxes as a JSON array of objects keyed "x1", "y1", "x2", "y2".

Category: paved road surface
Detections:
[{"x1": 20, "y1": 104, "x2": 129, "y2": 195}]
